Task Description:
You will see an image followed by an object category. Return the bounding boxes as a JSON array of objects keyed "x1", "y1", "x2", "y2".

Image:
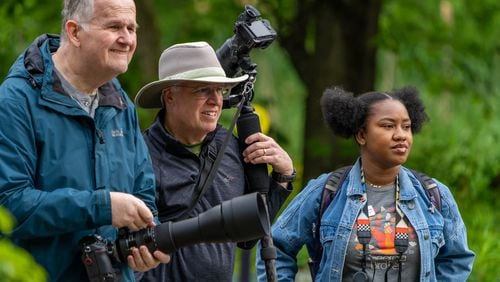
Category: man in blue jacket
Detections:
[{"x1": 0, "y1": 0, "x2": 169, "y2": 281}]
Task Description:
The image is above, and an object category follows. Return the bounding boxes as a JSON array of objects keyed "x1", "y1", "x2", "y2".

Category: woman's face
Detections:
[{"x1": 356, "y1": 99, "x2": 413, "y2": 169}]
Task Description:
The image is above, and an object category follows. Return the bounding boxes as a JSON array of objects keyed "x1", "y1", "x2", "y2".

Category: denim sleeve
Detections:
[
  {"x1": 434, "y1": 180, "x2": 475, "y2": 281},
  {"x1": 256, "y1": 174, "x2": 328, "y2": 282}
]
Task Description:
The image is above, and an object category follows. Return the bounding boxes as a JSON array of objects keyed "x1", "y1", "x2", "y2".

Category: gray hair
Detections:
[{"x1": 60, "y1": 0, "x2": 94, "y2": 41}]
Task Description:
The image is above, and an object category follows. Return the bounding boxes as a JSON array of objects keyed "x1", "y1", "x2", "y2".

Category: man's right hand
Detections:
[{"x1": 110, "y1": 192, "x2": 154, "y2": 231}]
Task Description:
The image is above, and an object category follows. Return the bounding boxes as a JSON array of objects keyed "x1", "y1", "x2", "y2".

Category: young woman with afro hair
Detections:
[{"x1": 256, "y1": 86, "x2": 474, "y2": 281}]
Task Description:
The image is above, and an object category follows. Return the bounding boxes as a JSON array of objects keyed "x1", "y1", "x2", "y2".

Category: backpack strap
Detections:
[
  {"x1": 308, "y1": 165, "x2": 352, "y2": 279},
  {"x1": 320, "y1": 166, "x2": 353, "y2": 222},
  {"x1": 409, "y1": 169, "x2": 442, "y2": 213}
]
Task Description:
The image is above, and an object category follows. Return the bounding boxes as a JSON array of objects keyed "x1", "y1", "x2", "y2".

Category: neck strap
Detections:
[{"x1": 354, "y1": 167, "x2": 409, "y2": 281}]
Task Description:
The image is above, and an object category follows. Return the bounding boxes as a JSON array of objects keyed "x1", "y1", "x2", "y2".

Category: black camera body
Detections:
[
  {"x1": 217, "y1": 5, "x2": 277, "y2": 78},
  {"x1": 80, "y1": 192, "x2": 269, "y2": 282},
  {"x1": 80, "y1": 234, "x2": 120, "y2": 282}
]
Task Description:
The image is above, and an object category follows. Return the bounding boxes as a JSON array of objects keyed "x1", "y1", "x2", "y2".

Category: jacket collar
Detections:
[
  {"x1": 345, "y1": 159, "x2": 364, "y2": 196},
  {"x1": 145, "y1": 110, "x2": 219, "y2": 157},
  {"x1": 345, "y1": 158, "x2": 418, "y2": 201},
  {"x1": 397, "y1": 167, "x2": 420, "y2": 201},
  {"x1": 23, "y1": 34, "x2": 127, "y2": 112}
]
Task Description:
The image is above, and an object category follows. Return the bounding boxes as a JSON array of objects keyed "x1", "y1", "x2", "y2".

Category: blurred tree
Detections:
[
  {"x1": 261, "y1": 0, "x2": 383, "y2": 181},
  {"x1": 135, "y1": 0, "x2": 162, "y2": 83}
]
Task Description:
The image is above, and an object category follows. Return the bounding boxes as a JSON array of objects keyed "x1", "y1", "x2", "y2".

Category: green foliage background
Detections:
[
  {"x1": 0, "y1": 0, "x2": 498, "y2": 281},
  {"x1": 0, "y1": 207, "x2": 47, "y2": 281}
]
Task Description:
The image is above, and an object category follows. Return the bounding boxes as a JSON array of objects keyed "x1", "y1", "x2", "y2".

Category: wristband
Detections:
[{"x1": 271, "y1": 169, "x2": 296, "y2": 183}]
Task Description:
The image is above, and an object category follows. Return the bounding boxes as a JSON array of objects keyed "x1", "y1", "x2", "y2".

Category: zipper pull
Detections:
[{"x1": 96, "y1": 129, "x2": 105, "y2": 144}]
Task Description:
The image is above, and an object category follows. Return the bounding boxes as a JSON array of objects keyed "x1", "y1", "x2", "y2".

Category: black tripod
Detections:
[
  {"x1": 240, "y1": 106, "x2": 277, "y2": 282},
  {"x1": 215, "y1": 7, "x2": 279, "y2": 276},
  {"x1": 228, "y1": 69, "x2": 277, "y2": 282}
]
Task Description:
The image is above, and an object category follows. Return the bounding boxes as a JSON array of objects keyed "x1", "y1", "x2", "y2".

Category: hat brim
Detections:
[{"x1": 135, "y1": 74, "x2": 249, "y2": 109}]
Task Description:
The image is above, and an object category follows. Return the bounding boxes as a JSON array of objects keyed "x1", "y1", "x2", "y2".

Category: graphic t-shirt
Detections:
[{"x1": 342, "y1": 183, "x2": 420, "y2": 281}]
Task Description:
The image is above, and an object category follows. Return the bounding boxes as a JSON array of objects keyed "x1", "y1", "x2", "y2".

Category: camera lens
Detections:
[{"x1": 116, "y1": 227, "x2": 157, "y2": 262}]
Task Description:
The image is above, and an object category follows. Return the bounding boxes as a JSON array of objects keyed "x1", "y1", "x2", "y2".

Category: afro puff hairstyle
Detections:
[{"x1": 320, "y1": 86, "x2": 429, "y2": 139}]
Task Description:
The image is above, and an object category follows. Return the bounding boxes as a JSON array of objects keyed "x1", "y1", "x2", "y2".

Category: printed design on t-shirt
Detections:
[{"x1": 353, "y1": 203, "x2": 417, "y2": 256}]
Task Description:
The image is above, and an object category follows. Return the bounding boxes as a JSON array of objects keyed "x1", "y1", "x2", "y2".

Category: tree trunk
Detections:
[
  {"x1": 272, "y1": 0, "x2": 382, "y2": 182},
  {"x1": 135, "y1": 0, "x2": 162, "y2": 85}
]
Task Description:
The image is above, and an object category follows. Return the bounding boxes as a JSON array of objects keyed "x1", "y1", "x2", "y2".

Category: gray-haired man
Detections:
[
  {"x1": 135, "y1": 41, "x2": 295, "y2": 281},
  {"x1": 0, "y1": 0, "x2": 169, "y2": 281}
]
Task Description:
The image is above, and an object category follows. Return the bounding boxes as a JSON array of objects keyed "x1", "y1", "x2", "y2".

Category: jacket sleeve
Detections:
[
  {"x1": 0, "y1": 86, "x2": 111, "y2": 239},
  {"x1": 267, "y1": 179, "x2": 293, "y2": 222},
  {"x1": 129, "y1": 106, "x2": 157, "y2": 219},
  {"x1": 434, "y1": 180, "x2": 475, "y2": 280},
  {"x1": 256, "y1": 174, "x2": 327, "y2": 282}
]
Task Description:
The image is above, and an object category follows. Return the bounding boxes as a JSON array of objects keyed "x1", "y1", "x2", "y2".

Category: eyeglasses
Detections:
[{"x1": 174, "y1": 85, "x2": 229, "y2": 99}]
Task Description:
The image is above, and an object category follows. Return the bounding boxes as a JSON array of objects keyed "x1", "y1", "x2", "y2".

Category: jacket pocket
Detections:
[
  {"x1": 429, "y1": 226, "x2": 445, "y2": 257},
  {"x1": 319, "y1": 223, "x2": 349, "y2": 272}
]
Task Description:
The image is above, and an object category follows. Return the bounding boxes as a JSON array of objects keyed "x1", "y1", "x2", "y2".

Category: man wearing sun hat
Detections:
[{"x1": 135, "y1": 41, "x2": 295, "y2": 281}]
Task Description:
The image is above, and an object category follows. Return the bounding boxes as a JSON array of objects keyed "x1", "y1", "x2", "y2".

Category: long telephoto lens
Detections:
[{"x1": 116, "y1": 192, "x2": 269, "y2": 261}]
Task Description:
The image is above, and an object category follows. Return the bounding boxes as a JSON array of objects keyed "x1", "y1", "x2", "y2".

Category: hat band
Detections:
[{"x1": 162, "y1": 67, "x2": 226, "y2": 81}]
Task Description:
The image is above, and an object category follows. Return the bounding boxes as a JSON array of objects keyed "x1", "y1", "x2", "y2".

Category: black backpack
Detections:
[{"x1": 307, "y1": 165, "x2": 441, "y2": 279}]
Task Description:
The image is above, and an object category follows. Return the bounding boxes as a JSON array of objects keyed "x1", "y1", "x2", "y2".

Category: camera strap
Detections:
[{"x1": 354, "y1": 169, "x2": 409, "y2": 282}]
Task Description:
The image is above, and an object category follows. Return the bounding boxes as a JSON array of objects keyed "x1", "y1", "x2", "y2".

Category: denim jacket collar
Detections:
[
  {"x1": 345, "y1": 158, "x2": 418, "y2": 202},
  {"x1": 398, "y1": 167, "x2": 419, "y2": 201},
  {"x1": 345, "y1": 159, "x2": 364, "y2": 197}
]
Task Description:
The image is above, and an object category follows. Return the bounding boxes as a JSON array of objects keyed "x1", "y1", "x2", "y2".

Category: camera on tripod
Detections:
[
  {"x1": 217, "y1": 5, "x2": 277, "y2": 109},
  {"x1": 217, "y1": 4, "x2": 276, "y2": 78},
  {"x1": 79, "y1": 192, "x2": 269, "y2": 282},
  {"x1": 79, "y1": 5, "x2": 279, "y2": 282}
]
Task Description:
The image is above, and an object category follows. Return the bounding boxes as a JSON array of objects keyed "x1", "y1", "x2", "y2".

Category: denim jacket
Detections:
[{"x1": 257, "y1": 159, "x2": 474, "y2": 281}]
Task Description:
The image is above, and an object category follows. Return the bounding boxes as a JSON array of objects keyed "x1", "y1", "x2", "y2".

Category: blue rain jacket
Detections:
[{"x1": 0, "y1": 34, "x2": 157, "y2": 281}]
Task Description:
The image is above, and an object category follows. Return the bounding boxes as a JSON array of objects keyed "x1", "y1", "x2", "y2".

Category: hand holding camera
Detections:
[
  {"x1": 110, "y1": 192, "x2": 153, "y2": 231},
  {"x1": 80, "y1": 192, "x2": 269, "y2": 282},
  {"x1": 124, "y1": 227, "x2": 170, "y2": 273}
]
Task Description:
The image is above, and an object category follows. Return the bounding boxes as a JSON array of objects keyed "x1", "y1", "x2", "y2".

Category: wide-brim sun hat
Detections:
[{"x1": 135, "y1": 41, "x2": 249, "y2": 108}]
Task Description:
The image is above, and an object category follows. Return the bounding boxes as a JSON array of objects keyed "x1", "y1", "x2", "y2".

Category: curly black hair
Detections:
[{"x1": 320, "y1": 86, "x2": 429, "y2": 138}]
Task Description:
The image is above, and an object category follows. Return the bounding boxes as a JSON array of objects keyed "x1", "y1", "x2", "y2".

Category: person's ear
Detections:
[
  {"x1": 65, "y1": 20, "x2": 82, "y2": 47},
  {"x1": 355, "y1": 128, "x2": 367, "y2": 146},
  {"x1": 162, "y1": 88, "x2": 174, "y2": 106}
]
